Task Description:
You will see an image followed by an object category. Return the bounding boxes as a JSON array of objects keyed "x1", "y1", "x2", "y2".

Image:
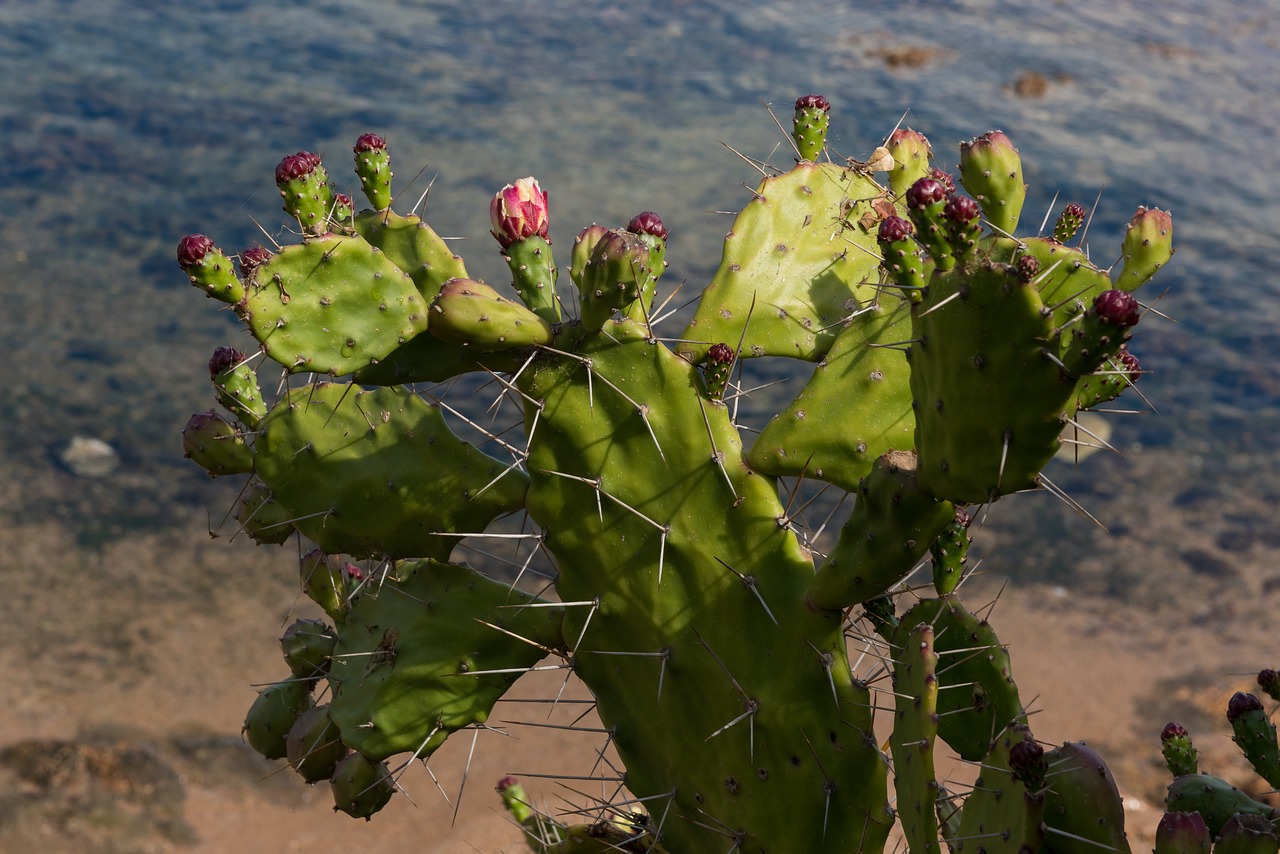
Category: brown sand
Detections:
[{"x1": 1, "y1": 510, "x2": 1273, "y2": 853}]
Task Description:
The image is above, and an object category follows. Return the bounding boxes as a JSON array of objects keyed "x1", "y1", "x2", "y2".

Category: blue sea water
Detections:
[{"x1": 1, "y1": 0, "x2": 1278, "y2": 593}]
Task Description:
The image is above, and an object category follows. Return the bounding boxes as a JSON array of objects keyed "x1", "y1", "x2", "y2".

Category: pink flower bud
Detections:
[{"x1": 490, "y1": 177, "x2": 550, "y2": 248}]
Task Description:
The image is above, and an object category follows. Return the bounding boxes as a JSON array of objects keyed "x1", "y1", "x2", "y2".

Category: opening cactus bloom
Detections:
[{"x1": 489, "y1": 177, "x2": 550, "y2": 248}]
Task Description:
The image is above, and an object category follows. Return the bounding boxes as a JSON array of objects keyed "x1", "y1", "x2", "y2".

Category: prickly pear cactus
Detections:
[{"x1": 178, "y1": 96, "x2": 1173, "y2": 851}]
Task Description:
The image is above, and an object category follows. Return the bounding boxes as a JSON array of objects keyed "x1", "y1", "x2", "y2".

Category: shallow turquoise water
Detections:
[{"x1": 2, "y1": 0, "x2": 1278, "y2": 588}]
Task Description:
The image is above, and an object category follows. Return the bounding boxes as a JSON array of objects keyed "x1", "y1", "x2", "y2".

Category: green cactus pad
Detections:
[
  {"x1": 1215, "y1": 814, "x2": 1280, "y2": 854},
  {"x1": 352, "y1": 209, "x2": 467, "y2": 300},
  {"x1": 678, "y1": 161, "x2": 885, "y2": 364},
  {"x1": 929, "y1": 509, "x2": 971, "y2": 596},
  {"x1": 1114, "y1": 207, "x2": 1173, "y2": 293},
  {"x1": 909, "y1": 257, "x2": 1077, "y2": 503},
  {"x1": 243, "y1": 679, "x2": 315, "y2": 760},
  {"x1": 182, "y1": 411, "x2": 255, "y2": 477},
  {"x1": 281, "y1": 618, "x2": 338, "y2": 683},
  {"x1": 212, "y1": 360, "x2": 267, "y2": 429},
  {"x1": 885, "y1": 129, "x2": 933, "y2": 199},
  {"x1": 748, "y1": 297, "x2": 915, "y2": 492},
  {"x1": 330, "y1": 752, "x2": 395, "y2": 820},
  {"x1": 286, "y1": 704, "x2": 347, "y2": 783},
  {"x1": 958, "y1": 132, "x2": 1025, "y2": 236},
  {"x1": 1230, "y1": 693, "x2": 1280, "y2": 789},
  {"x1": 519, "y1": 317, "x2": 893, "y2": 853},
  {"x1": 891, "y1": 622, "x2": 942, "y2": 853},
  {"x1": 1041, "y1": 742, "x2": 1132, "y2": 854},
  {"x1": 502, "y1": 234, "x2": 561, "y2": 323},
  {"x1": 809, "y1": 450, "x2": 955, "y2": 610},
  {"x1": 254, "y1": 382, "x2": 528, "y2": 560},
  {"x1": 429, "y1": 278, "x2": 555, "y2": 350},
  {"x1": 951, "y1": 723, "x2": 1046, "y2": 853},
  {"x1": 1165, "y1": 774, "x2": 1280, "y2": 837},
  {"x1": 244, "y1": 233, "x2": 431, "y2": 376},
  {"x1": 235, "y1": 479, "x2": 295, "y2": 545},
  {"x1": 326, "y1": 560, "x2": 564, "y2": 761},
  {"x1": 895, "y1": 596, "x2": 1025, "y2": 761}
]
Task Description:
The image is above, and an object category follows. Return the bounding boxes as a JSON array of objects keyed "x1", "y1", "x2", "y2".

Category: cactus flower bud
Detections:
[
  {"x1": 1008, "y1": 739, "x2": 1047, "y2": 791},
  {"x1": 354, "y1": 132, "x2": 387, "y2": 154},
  {"x1": 1015, "y1": 255, "x2": 1040, "y2": 283},
  {"x1": 490, "y1": 177, "x2": 550, "y2": 249},
  {"x1": 1092, "y1": 289, "x2": 1141, "y2": 328},
  {"x1": 928, "y1": 168, "x2": 956, "y2": 197},
  {"x1": 905, "y1": 177, "x2": 948, "y2": 210},
  {"x1": 238, "y1": 246, "x2": 273, "y2": 278},
  {"x1": 1053, "y1": 202, "x2": 1087, "y2": 243},
  {"x1": 1259, "y1": 669, "x2": 1280, "y2": 702},
  {"x1": 877, "y1": 215, "x2": 915, "y2": 244},
  {"x1": 1228, "y1": 691, "x2": 1264, "y2": 724},
  {"x1": 942, "y1": 195, "x2": 981, "y2": 225},
  {"x1": 177, "y1": 233, "x2": 215, "y2": 268},
  {"x1": 627, "y1": 211, "x2": 669, "y2": 241},
  {"x1": 208, "y1": 346, "x2": 246, "y2": 379},
  {"x1": 1161, "y1": 722, "x2": 1189, "y2": 742},
  {"x1": 275, "y1": 151, "x2": 322, "y2": 185}
]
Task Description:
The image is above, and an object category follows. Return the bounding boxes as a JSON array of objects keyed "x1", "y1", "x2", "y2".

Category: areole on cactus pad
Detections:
[{"x1": 176, "y1": 94, "x2": 1196, "y2": 853}]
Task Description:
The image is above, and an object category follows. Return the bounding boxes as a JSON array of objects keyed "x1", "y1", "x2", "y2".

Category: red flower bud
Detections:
[{"x1": 490, "y1": 177, "x2": 550, "y2": 249}]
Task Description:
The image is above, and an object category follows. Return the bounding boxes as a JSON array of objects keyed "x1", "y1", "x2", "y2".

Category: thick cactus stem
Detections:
[
  {"x1": 891, "y1": 622, "x2": 942, "y2": 853},
  {"x1": 353, "y1": 133, "x2": 392, "y2": 211},
  {"x1": 958, "y1": 131, "x2": 1025, "y2": 235}
]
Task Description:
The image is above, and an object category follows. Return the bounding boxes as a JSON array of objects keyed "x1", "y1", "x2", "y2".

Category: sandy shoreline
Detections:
[{"x1": 1, "y1": 514, "x2": 1274, "y2": 852}]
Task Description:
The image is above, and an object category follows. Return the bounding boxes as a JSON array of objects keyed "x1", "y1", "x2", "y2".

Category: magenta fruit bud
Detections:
[
  {"x1": 238, "y1": 246, "x2": 272, "y2": 278},
  {"x1": 877, "y1": 215, "x2": 915, "y2": 244},
  {"x1": 208, "y1": 346, "x2": 246, "y2": 379},
  {"x1": 275, "y1": 151, "x2": 322, "y2": 185},
  {"x1": 1093, "y1": 289, "x2": 1141, "y2": 328},
  {"x1": 627, "y1": 211, "x2": 668, "y2": 241},
  {"x1": 1008, "y1": 739, "x2": 1046, "y2": 790},
  {"x1": 1228, "y1": 691, "x2": 1264, "y2": 724},
  {"x1": 707, "y1": 343, "x2": 734, "y2": 364},
  {"x1": 794, "y1": 94, "x2": 830, "y2": 112},
  {"x1": 490, "y1": 177, "x2": 550, "y2": 249},
  {"x1": 1015, "y1": 255, "x2": 1039, "y2": 283},
  {"x1": 354, "y1": 132, "x2": 387, "y2": 153},
  {"x1": 496, "y1": 776, "x2": 518, "y2": 792},
  {"x1": 1161, "y1": 722, "x2": 1188, "y2": 742},
  {"x1": 905, "y1": 177, "x2": 948, "y2": 210},
  {"x1": 942, "y1": 195, "x2": 981, "y2": 225},
  {"x1": 928, "y1": 168, "x2": 956, "y2": 197},
  {"x1": 177, "y1": 234, "x2": 214, "y2": 268}
]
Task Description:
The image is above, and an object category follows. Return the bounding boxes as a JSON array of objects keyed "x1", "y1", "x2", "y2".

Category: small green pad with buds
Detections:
[
  {"x1": 896, "y1": 596, "x2": 1025, "y2": 761},
  {"x1": 792, "y1": 95, "x2": 831, "y2": 162},
  {"x1": 1165, "y1": 774, "x2": 1280, "y2": 837},
  {"x1": 1228, "y1": 691, "x2": 1280, "y2": 789},
  {"x1": 951, "y1": 723, "x2": 1046, "y2": 853},
  {"x1": 679, "y1": 161, "x2": 885, "y2": 363},
  {"x1": 429, "y1": 277, "x2": 555, "y2": 349},
  {"x1": 254, "y1": 382, "x2": 528, "y2": 559},
  {"x1": 891, "y1": 622, "x2": 942, "y2": 853},
  {"x1": 1040, "y1": 741, "x2": 1133, "y2": 854},
  {"x1": 326, "y1": 559, "x2": 564, "y2": 761},
  {"x1": 809, "y1": 450, "x2": 955, "y2": 610},
  {"x1": 748, "y1": 299, "x2": 916, "y2": 493},
  {"x1": 244, "y1": 233, "x2": 431, "y2": 376}
]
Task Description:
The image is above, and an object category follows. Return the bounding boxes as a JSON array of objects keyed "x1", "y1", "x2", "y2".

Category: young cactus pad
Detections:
[{"x1": 178, "y1": 97, "x2": 1170, "y2": 851}]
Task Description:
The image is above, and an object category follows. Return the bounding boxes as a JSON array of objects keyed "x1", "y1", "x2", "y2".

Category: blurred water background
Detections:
[
  {"x1": 5, "y1": 0, "x2": 1278, "y2": 590},
  {"x1": 1, "y1": 0, "x2": 1279, "y2": 845}
]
